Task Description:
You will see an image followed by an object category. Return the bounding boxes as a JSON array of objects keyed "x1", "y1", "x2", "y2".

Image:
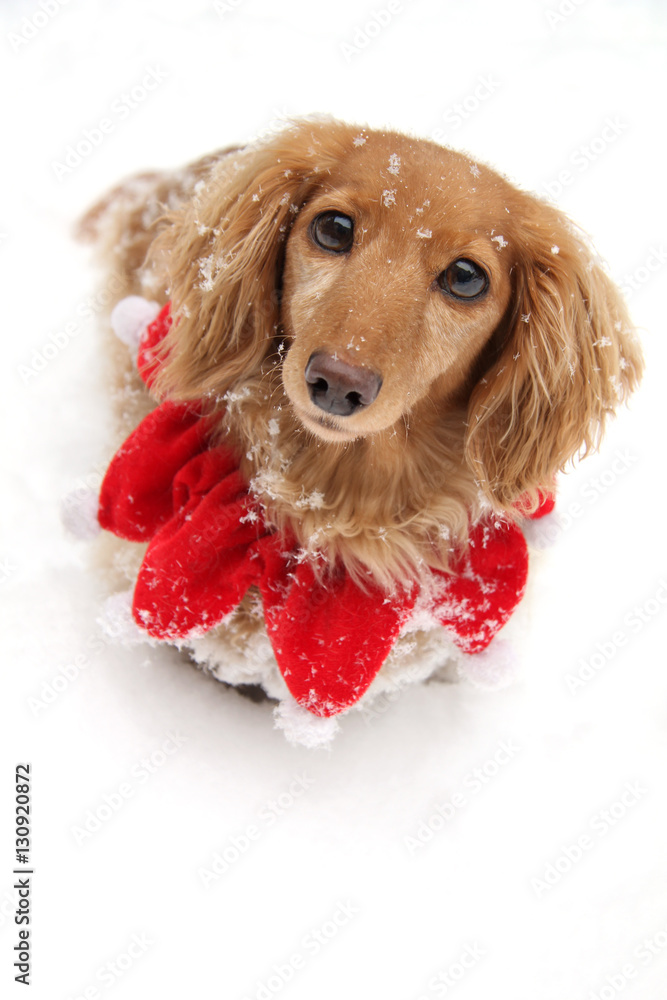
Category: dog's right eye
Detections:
[{"x1": 310, "y1": 212, "x2": 354, "y2": 253}]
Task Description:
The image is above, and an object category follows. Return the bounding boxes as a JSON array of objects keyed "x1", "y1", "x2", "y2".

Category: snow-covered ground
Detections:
[{"x1": 2, "y1": 1, "x2": 667, "y2": 997}]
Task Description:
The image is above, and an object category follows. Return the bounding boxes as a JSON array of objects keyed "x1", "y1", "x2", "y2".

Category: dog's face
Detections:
[
  {"x1": 281, "y1": 135, "x2": 515, "y2": 442},
  {"x1": 155, "y1": 119, "x2": 642, "y2": 507}
]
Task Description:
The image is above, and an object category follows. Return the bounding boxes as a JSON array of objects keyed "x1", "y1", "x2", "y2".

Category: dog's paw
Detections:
[
  {"x1": 456, "y1": 638, "x2": 520, "y2": 690},
  {"x1": 273, "y1": 696, "x2": 340, "y2": 749},
  {"x1": 110, "y1": 296, "x2": 160, "y2": 350},
  {"x1": 61, "y1": 485, "x2": 101, "y2": 540}
]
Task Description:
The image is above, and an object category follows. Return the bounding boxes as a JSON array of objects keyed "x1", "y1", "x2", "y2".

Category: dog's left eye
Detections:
[
  {"x1": 310, "y1": 211, "x2": 354, "y2": 253},
  {"x1": 437, "y1": 259, "x2": 488, "y2": 300}
]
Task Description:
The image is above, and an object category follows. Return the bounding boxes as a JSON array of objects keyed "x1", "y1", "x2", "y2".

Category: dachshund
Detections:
[{"x1": 78, "y1": 117, "x2": 643, "y2": 732}]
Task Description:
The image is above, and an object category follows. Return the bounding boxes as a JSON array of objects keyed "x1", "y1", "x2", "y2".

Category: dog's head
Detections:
[{"x1": 153, "y1": 118, "x2": 642, "y2": 509}]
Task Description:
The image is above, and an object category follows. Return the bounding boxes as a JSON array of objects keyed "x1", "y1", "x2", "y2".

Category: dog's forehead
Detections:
[{"x1": 328, "y1": 131, "x2": 516, "y2": 228}]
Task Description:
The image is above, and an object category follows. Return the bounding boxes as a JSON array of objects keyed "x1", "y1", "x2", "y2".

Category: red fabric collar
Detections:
[{"x1": 98, "y1": 303, "x2": 551, "y2": 717}]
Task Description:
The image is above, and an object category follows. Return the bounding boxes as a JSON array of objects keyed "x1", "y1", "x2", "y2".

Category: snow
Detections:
[
  {"x1": 2, "y1": 0, "x2": 667, "y2": 998},
  {"x1": 387, "y1": 153, "x2": 401, "y2": 175}
]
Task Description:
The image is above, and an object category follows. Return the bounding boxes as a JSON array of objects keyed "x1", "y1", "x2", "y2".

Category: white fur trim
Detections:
[
  {"x1": 456, "y1": 637, "x2": 519, "y2": 690},
  {"x1": 187, "y1": 616, "x2": 462, "y2": 719},
  {"x1": 188, "y1": 623, "x2": 290, "y2": 702},
  {"x1": 273, "y1": 696, "x2": 341, "y2": 749},
  {"x1": 98, "y1": 590, "x2": 150, "y2": 646},
  {"x1": 100, "y1": 563, "x2": 526, "y2": 742},
  {"x1": 521, "y1": 511, "x2": 561, "y2": 550},
  {"x1": 61, "y1": 486, "x2": 101, "y2": 540},
  {"x1": 110, "y1": 296, "x2": 160, "y2": 350}
]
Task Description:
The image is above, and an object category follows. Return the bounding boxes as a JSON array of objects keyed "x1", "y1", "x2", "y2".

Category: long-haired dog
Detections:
[{"x1": 79, "y1": 117, "x2": 643, "y2": 742}]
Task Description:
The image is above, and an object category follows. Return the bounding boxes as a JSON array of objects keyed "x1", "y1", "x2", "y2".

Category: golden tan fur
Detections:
[{"x1": 81, "y1": 117, "x2": 643, "y2": 591}]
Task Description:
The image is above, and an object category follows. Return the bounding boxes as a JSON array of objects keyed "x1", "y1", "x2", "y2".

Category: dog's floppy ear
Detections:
[
  {"x1": 465, "y1": 201, "x2": 643, "y2": 509},
  {"x1": 150, "y1": 118, "x2": 352, "y2": 401}
]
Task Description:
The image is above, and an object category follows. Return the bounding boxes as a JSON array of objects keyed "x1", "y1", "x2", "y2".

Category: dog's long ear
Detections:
[
  {"x1": 465, "y1": 200, "x2": 644, "y2": 509},
  {"x1": 149, "y1": 119, "x2": 353, "y2": 401}
]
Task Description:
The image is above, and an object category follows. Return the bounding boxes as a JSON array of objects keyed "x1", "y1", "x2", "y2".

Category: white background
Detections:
[{"x1": 1, "y1": 1, "x2": 667, "y2": 998}]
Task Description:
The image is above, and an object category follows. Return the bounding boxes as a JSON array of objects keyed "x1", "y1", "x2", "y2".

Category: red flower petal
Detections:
[
  {"x1": 431, "y1": 519, "x2": 529, "y2": 654},
  {"x1": 137, "y1": 302, "x2": 172, "y2": 389},
  {"x1": 98, "y1": 401, "x2": 216, "y2": 541},
  {"x1": 260, "y1": 559, "x2": 417, "y2": 716},
  {"x1": 132, "y1": 447, "x2": 268, "y2": 640}
]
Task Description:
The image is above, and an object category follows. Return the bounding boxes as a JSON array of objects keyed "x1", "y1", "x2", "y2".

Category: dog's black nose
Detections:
[{"x1": 305, "y1": 352, "x2": 382, "y2": 416}]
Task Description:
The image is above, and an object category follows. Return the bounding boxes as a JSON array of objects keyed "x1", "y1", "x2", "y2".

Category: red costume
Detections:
[{"x1": 98, "y1": 304, "x2": 554, "y2": 717}]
